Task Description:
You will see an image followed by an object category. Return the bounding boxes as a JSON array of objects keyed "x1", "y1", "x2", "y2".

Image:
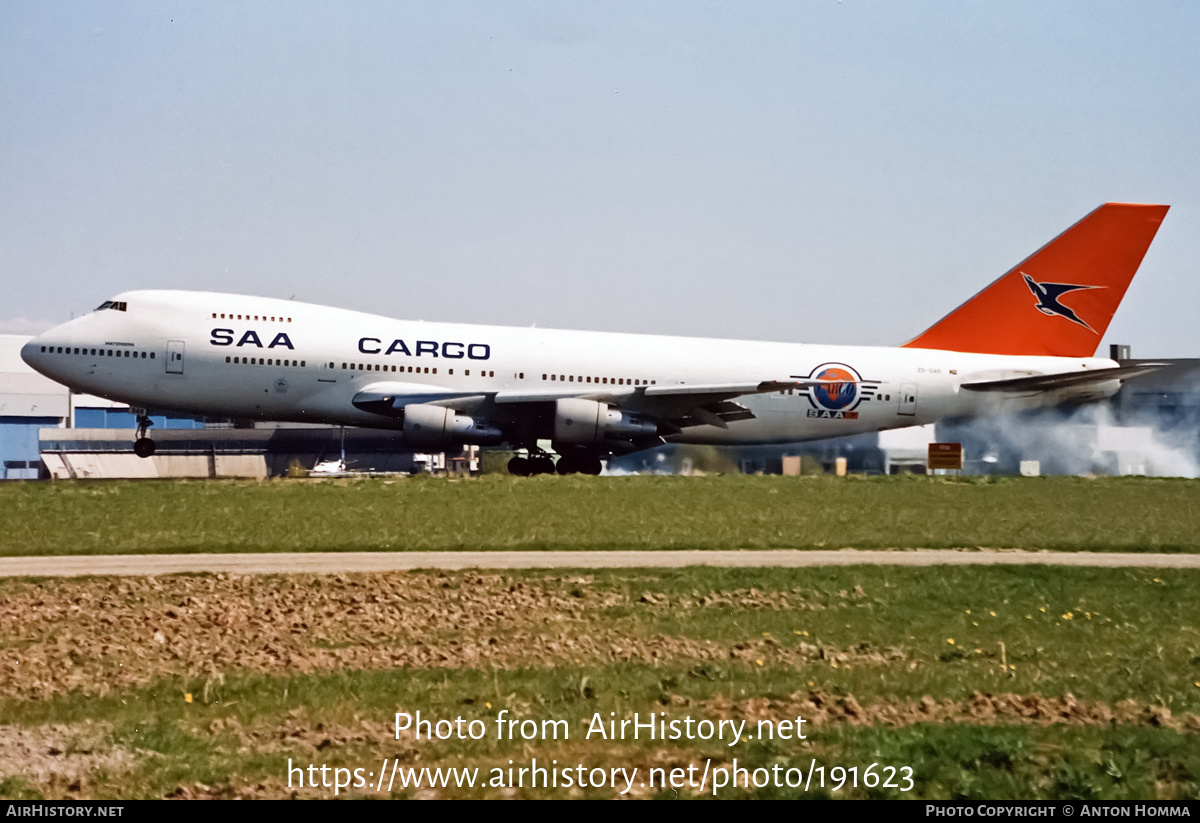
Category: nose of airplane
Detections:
[
  {"x1": 20, "y1": 332, "x2": 61, "y2": 381},
  {"x1": 23, "y1": 315, "x2": 100, "y2": 381},
  {"x1": 20, "y1": 337, "x2": 43, "y2": 371}
]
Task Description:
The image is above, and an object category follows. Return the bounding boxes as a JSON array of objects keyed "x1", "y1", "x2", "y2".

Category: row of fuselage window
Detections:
[
  {"x1": 544, "y1": 374, "x2": 655, "y2": 386},
  {"x1": 41, "y1": 346, "x2": 153, "y2": 359},
  {"x1": 226, "y1": 356, "x2": 306, "y2": 367},
  {"x1": 222, "y1": 355, "x2": 653, "y2": 386},
  {"x1": 211, "y1": 312, "x2": 292, "y2": 323},
  {"x1": 334, "y1": 363, "x2": 652, "y2": 385},
  {"x1": 336, "y1": 363, "x2": 496, "y2": 377}
]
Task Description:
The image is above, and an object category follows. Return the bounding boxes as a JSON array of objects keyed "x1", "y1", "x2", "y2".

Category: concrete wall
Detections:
[{"x1": 41, "y1": 452, "x2": 268, "y2": 480}]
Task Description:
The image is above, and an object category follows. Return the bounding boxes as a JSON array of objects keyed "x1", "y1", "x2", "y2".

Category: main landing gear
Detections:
[
  {"x1": 554, "y1": 452, "x2": 603, "y2": 476},
  {"x1": 132, "y1": 411, "x2": 156, "y2": 458},
  {"x1": 507, "y1": 450, "x2": 557, "y2": 476},
  {"x1": 507, "y1": 449, "x2": 603, "y2": 476}
]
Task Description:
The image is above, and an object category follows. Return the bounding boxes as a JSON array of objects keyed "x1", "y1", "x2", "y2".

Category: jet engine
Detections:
[
  {"x1": 553, "y1": 398, "x2": 658, "y2": 446},
  {"x1": 352, "y1": 388, "x2": 504, "y2": 447},
  {"x1": 399, "y1": 403, "x2": 504, "y2": 447}
]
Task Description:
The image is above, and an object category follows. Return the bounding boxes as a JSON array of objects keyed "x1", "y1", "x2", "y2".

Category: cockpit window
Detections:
[{"x1": 95, "y1": 301, "x2": 128, "y2": 312}]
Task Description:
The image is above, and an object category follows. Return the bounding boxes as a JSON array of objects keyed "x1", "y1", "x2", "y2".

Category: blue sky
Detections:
[{"x1": 3, "y1": 1, "x2": 1198, "y2": 355}]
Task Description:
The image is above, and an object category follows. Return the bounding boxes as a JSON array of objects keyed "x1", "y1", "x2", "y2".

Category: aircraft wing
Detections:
[
  {"x1": 495, "y1": 380, "x2": 815, "y2": 430},
  {"x1": 626, "y1": 380, "x2": 823, "y2": 429},
  {"x1": 494, "y1": 380, "x2": 803, "y2": 404},
  {"x1": 353, "y1": 379, "x2": 820, "y2": 430},
  {"x1": 960, "y1": 364, "x2": 1167, "y2": 393}
]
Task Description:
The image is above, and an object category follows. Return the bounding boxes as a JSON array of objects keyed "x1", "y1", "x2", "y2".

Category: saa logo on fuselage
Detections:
[
  {"x1": 210, "y1": 328, "x2": 295, "y2": 349},
  {"x1": 796, "y1": 363, "x2": 869, "y2": 420}
]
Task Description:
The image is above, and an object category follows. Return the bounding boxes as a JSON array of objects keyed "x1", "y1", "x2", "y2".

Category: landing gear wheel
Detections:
[
  {"x1": 530, "y1": 456, "x2": 556, "y2": 475},
  {"x1": 132, "y1": 411, "x2": 156, "y2": 458},
  {"x1": 580, "y1": 456, "x2": 603, "y2": 476},
  {"x1": 507, "y1": 456, "x2": 532, "y2": 477},
  {"x1": 555, "y1": 455, "x2": 578, "y2": 475}
]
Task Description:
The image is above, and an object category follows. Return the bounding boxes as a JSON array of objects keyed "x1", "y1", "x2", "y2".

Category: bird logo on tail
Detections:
[{"x1": 1021, "y1": 273, "x2": 1102, "y2": 333}]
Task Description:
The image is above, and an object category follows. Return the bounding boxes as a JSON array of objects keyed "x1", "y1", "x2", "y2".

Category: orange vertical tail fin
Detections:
[{"x1": 903, "y1": 203, "x2": 1169, "y2": 357}]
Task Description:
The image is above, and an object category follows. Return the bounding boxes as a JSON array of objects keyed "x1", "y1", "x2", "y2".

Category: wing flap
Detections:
[
  {"x1": 495, "y1": 379, "x2": 813, "y2": 408},
  {"x1": 352, "y1": 382, "x2": 487, "y2": 414},
  {"x1": 494, "y1": 388, "x2": 629, "y2": 404},
  {"x1": 642, "y1": 379, "x2": 831, "y2": 397},
  {"x1": 672, "y1": 400, "x2": 756, "y2": 430}
]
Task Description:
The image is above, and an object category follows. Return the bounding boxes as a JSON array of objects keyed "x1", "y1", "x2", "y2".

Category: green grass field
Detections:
[{"x1": 2, "y1": 474, "x2": 1199, "y2": 555}]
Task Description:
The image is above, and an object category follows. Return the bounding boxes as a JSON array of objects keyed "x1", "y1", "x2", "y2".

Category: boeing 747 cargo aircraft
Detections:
[{"x1": 21, "y1": 203, "x2": 1169, "y2": 474}]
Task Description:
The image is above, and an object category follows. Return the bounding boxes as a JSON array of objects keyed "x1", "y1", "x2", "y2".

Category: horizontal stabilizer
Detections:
[{"x1": 960, "y1": 363, "x2": 1167, "y2": 393}]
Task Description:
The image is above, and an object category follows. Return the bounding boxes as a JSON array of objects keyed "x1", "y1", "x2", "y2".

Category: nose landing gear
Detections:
[{"x1": 133, "y1": 411, "x2": 156, "y2": 458}]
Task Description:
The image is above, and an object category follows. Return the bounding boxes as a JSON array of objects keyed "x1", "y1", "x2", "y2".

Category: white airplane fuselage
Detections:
[{"x1": 21, "y1": 290, "x2": 1117, "y2": 447}]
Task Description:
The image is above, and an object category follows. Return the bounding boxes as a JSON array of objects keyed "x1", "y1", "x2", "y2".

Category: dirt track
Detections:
[
  {"x1": 4, "y1": 549, "x2": 1200, "y2": 577},
  {"x1": 0, "y1": 571, "x2": 890, "y2": 697}
]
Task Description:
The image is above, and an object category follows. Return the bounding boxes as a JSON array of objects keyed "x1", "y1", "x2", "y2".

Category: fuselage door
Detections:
[
  {"x1": 167, "y1": 340, "x2": 185, "y2": 374},
  {"x1": 898, "y1": 383, "x2": 917, "y2": 416}
]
